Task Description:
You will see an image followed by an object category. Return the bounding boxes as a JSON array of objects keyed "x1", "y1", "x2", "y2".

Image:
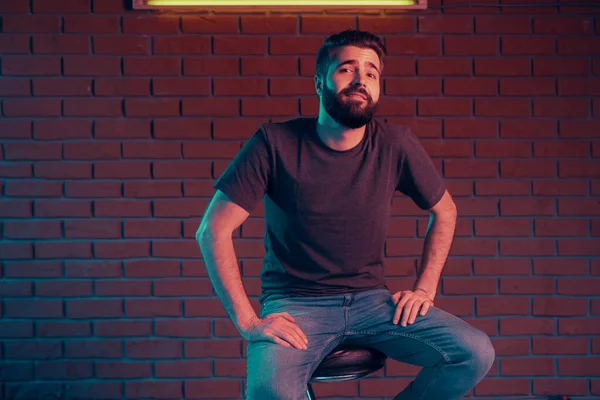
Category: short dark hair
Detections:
[{"x1": 315, "y1": 29, "x2": 388, "y2": 80}]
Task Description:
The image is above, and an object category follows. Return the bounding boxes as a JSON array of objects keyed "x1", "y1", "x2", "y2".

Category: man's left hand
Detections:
[{"x1": 391, "y1": 289, "x2": 434, "y2": 327}]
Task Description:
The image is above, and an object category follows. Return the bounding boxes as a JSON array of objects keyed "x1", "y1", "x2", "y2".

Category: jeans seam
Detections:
[
  {"x1": 347, "y1": 330, "x2": 451, "y2": 363},
  {"x1": 302, "y1": 334, "x2": 343, "y2": 396}
]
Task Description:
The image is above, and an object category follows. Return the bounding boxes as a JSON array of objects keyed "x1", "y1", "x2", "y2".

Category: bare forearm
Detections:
[
  {"x1": 413, "y1": 211, "x2": 457, "y2": 299},
  {"x1": 198, "y1": 231, "x2": 257, "y2": 333}
]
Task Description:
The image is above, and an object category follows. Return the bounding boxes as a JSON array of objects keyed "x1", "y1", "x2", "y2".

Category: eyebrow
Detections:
[{"x1": 336, "y1": 59, "x2": 381, "y2": 75}]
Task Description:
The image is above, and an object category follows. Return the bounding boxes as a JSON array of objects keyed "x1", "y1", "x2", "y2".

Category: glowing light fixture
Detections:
[{"x1": 132, "y1": 0, "x2": 426, "y2": 10}]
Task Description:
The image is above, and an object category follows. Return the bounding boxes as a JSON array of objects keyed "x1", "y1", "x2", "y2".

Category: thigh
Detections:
[
  {"x1": 347, "y1": 292, "x2": 492, "y2": 368},
  {"x1": 245, "y1": 296, "x2": 345, "y2": 400}
]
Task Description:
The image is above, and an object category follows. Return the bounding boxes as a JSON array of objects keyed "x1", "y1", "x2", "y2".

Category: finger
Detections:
[
  {"x1": 420, "y1": 302, "x2": 431, "y2": 316},
  {"x1": 401, "y1": 300, "x2": 416, "y2": 327},
  {"x1": 290, "y1": 323, "x2": 309, "y2": 345},
  {"x1": 279, "y1": 325, "x2": 307, "y2": 350},
  {"x1": 394, "y1": 293, "x2": 412, "y2": 324},
  {"x1": 407, "y1": 301, "x2": 423, "y2": 325},
  {"x1": 271, "y1": 335, "x2": 292, "y2": 348},
  {"x1": 280, "y1": 312, "x2": 295, "y2": 323}
]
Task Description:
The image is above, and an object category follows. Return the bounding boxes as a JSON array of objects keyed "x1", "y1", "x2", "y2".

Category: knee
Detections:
[{"x1": 463, "y1": 329, "x2": 495, "y2": 374}]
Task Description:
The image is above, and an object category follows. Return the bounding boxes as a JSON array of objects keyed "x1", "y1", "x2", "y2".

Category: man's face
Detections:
[{"x1": 317, "y1": 45, "x2": 382, "y2": 129}]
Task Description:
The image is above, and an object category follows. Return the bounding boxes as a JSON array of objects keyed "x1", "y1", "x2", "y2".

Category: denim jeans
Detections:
[{"x1": 246, "y1": 288, "x2": 495, "y2": 400}]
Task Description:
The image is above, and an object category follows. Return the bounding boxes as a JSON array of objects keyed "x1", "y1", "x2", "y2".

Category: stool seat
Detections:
[{"x1": 310, "y1": 345, "x2": 387, "y2": 382}]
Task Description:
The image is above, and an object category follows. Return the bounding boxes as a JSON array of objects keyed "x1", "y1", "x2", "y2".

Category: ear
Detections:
[{"x1": 314, "y1": 74, "x2": 322, "y2": 96}]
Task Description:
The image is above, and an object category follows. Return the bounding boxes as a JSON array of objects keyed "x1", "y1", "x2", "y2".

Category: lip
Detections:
[{"x1": 347, "y1": 92, "x2": 367, "y2": 100}]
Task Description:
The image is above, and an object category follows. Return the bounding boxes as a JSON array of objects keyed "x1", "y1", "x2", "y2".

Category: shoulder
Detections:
[{"x1": 371, "y1": 118, "x2": 420, "y2": 150}]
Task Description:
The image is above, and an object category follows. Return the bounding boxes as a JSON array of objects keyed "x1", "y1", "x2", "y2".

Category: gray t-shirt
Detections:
[{"x1": 214, "y1": 117, "x2": 446, "y2": 304}]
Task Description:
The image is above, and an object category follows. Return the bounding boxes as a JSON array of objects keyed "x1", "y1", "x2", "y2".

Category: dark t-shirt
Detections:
[{"x1": 213, "y1": 116, "x2": 446, "y2": 304}]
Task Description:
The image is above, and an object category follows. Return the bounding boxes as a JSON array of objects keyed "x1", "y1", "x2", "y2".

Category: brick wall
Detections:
[{"x1": 0, "y1": 0, "x2": 599, "y2": 399}]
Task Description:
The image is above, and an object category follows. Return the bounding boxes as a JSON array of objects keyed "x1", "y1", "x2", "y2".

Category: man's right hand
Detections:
[{"x1": 241, "y1": 313, "x2": 309, "y2": 350}]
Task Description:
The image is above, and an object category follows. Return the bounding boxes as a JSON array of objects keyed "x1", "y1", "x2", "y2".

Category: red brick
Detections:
[
  {"x1": 94, "y1": 161, "x2": 151, "y2": 179},
  {"x1": 559, "y1": 198, "x2": 600, "y2": 216},
  {"x1": 444, "y1": 77, "x2": 496, "y2": 96},
  {"x1": 96, "y1": 361, "x2": 151, "y2": 378},
  {"x1": 270, "y1": 36, "x2": 324, "y2": 55},
  {"x1": 501, "y1": 119, "x2": 556, "y2": 138},
  {"x1": 37, "y1": 281, "x2": 93, "y2": 297},
  {"x1": 536, "y1": 296, "x2": 588, "y2": 317},
  {"x1": 444, "y1": 159, "x2": 497, "y2": 178},
  {"x1": 33, "y1": 35, "x2": 90, "y2": 54},
  {"x1": 125, "y1": 299, "x2": 181, "y2": 318},
  {"x1": 214, "y1": 36, "x2": 266, "y2": 55},
  {"x1": 93, "y1": 36, "x2": 150, "y2": 55},
  {"x1": 65, "y1": 181, "x2": 121, "y2": 198},
  {"x1": 419, "y1": 15, "x2": 472, "y2": 34},
  {"x1": 475, "y1": 218, "x2": 531, "y2": 237},
  {"x1": 33, "y1": 78, "x2": 92, "y2": 96},
  {"x1": 501, "y1": 317, "x2": 554, "y2": 335},
  {"x1": 183, "y1": 98, "x2": 239, "y2": 117},
  {"x1": 534, "y1": 16, "x2": 594, "y2": 34},
  {"x1": 242, "y1": 56, "x2": 297, "y2": 76},
  {"x1": 418, "y1": 98, "x2": 471, "y2": 116},
  {"x1": 152, "y1": 161, "x2": 211, "y2": 179},
  {"x1": 155, "y1": 360, "x2": 212, "y2": 378},
  {"x1": 503, "y1": 357, "x2": 555, "y2": 376},
  {"x1": 64, "y1": 56, "x2": 120, "y2": 76},
  {"x1": 2, "y1": 15, "x2": 60, "y2": 33},
  {"x1": 214, "y1": 77, "x2": 267, "y2": 96},
  {"x1": 502, "y1": 36, "x2": 554, "y2": 55},
  {"x1": 500, "y1": 239, "x2": 555, "y2": 256},
  {"x1": 184, "y1": 57, "x2": 239, "y2": 76},
  {"x1": 95, "y1": 279, "x2": 152, "y2": 297},
  {"x1": 534, "y1": 98, "x2": 590, "y2": 117},
  {"x1": 32, "y1": 0, "x2": 90, "y2": 13},
  {"x1": 153, "y1": 200, "x2": 209, "y2": 218},
  {"x1": 64, "y1": 16, "x2": 120, "y2": 33},
  {"x1": 153, "y1": 119, "x2": 211, "y2": 139},
  {"x1": 5, "y1": 299, "x2": 63, "y2": 318},
  {"x1": 182, "y1": 15, "x2": 238, "y2": 33},
  {"x1": 2, "y1": 57, "x2": 61, "y2": 76},
  {"x1": 4, "y1": 221, "x2": 61, "y2": 239},
  {"x1": 64, "y1": 260, "x2": 120, "y2": 278},
  {"x1": 477, "y1": 296, "x2": 530, "y2": 317},
  {"x1": 241, "y1": 16, "x2": 297, "y2": 34},
  {"x1": 123, "y1": 57, "x2": 180, "y2": 76},
  {"x1": 122, "y1": 15, "x2": 179, "y2": 34},
  {"x1": 533, "y1": 258, "x2": 588, "y2": 275},
  {"x1": 476, "y1": 140, "x2": 531, "y2": 158},
  {"x1": 123, "y1": 181, "x2": 181, "y2": 198},
  {"x1": 559, "y1": 160, "x2": 600, "y2": 178},
  {"x1": 558, "y1": 37, "x2": 600, "y2": 55},
  {"x1": 35, "y1": 241, "x2": 92, "y2": 259},
  {"x1": 94, "y1": 240, "x2": 150, "y2": 259},
  {"x1": 95, "y1": 120, "x2": 151, "y2": 139},
  {"x1": 185, "y1": 380, "x2": 241, "y2": 399},
  {"x1": 301, "y1": 16, "x2": 356, "y2": 34},
  {"x1": 94, "y1": 200, "x2": 151, "y2": 218},
  {"x1": 153, "y1": 36, "x2": 210, "y2": 55},
  {"x1": 500, "y1": 198, "x2": 555, "y2": 216},
  {"x1": 532, "y1": 180, "x2": 587, "y2": 196},
  {"x1": 64, "y1": 220, "x2": 120, "y2": 239},
  {"x1": 501, "y1": 160, "x2": 555, "y2": 178},
  {"x1": 534, "y1": 218, "x2": 588, "y2": 237},
  {"x1": 418, "y1": 57, "x2": 471, "y2": 75},
  {"x1": 475, "y1": 98, "x2": 530, "y2": 117},
  {"x1": 533, "y1": 337, "x2": 588, "y2": 354},
  {"x1": 125, "y1": 99, "x2": 180, "y2": 117},
  {"x1": 534, "y1": 57, "x2": 589, "y2": 76},
  {"x1": 92, "y1": 0, "x2": 126, "y2": 13},
  {"x1": 499, "y1": 77, "x2": 555, "y2": 96},
  {"x1": 443, "y1": 36, "x2": 498, "y2": 56},
  {"x1": 63, "y1": 98, "x2": 122, "y2": 117},
  {"x1": 124, "y1": 260, "x2": 180, "y2": 278},
  {"x1": 0, "y1": 78, "x2": 31, "y2": 97},
  {"x1": 63, "y1": 142, "x2": 120, "y2": 160},
  {"x1": 0, "y1": 35, "x2": 30, "y2": 54}
]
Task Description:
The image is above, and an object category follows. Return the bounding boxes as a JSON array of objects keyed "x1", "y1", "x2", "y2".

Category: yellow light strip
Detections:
[{"x1": 147, "y1": 0, "x2": 415, "y2": 6}]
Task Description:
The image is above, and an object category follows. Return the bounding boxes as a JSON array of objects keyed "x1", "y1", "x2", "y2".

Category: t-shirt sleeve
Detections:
[
  {"x1": 396, "y1": 129, "x2": 446, "y2": 210},
  {"x1": 213, "y1": 125, "x2": 272, "y2": 213}
]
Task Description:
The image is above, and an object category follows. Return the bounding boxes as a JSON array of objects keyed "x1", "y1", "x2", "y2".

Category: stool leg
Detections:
[{"x1": 306, "y1": 383, "x2": 316, "y2": 400}]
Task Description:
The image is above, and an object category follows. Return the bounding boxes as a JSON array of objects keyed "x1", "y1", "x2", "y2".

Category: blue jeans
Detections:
[{"x1": 246, "y1": 288, "x2": 495, "y2": 400}]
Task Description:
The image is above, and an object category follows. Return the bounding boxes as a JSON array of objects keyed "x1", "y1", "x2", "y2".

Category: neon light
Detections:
[{"x1": 146, "y1": 0, "x2": 415, "y2": 6}]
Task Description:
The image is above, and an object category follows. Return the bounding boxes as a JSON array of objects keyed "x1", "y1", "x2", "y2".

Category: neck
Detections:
[{"x1": 316, "y1": 111, "x2": 366, "y2": 151}]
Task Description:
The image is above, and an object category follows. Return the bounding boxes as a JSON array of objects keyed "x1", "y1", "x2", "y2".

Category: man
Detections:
[{"x1": 197, "y1": 29, "x2": 495, "y2": 400}]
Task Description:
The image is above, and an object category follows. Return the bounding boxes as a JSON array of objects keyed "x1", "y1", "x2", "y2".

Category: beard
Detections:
[{"x1": 321, "y1": 85, "x2": 379, "y2": 129}]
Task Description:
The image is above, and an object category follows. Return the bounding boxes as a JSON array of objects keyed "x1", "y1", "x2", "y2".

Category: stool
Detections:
[{"x1": 306, "y1": 345, "x2": 387, "y2": 400}]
